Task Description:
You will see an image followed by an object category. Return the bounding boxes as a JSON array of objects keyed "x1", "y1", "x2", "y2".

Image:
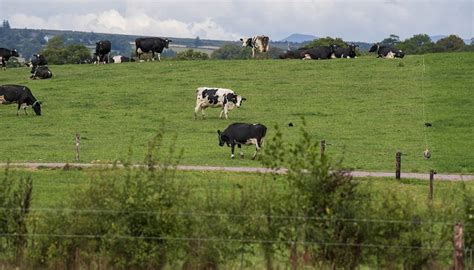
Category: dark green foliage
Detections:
[
  {"x1": 436, "y1": 35, "x2": 466, "y2": 51},
  {"x1": 176, "y1": 49, "x2": 209, "y2": 60},
  {"x1": 0, "y1": 166, "x2": 33, "y2": 267},
  {"x1": 380, "y1": 34, "x2": 401, "y2": 46},
  {"x1": 211, "y1": 44, "x2": 252, "y2": 59},
  {"x1": 305, "y1": 36, "x2": 347, "y2": 48},
  {"x1": 41, "y1": 36, "x2": 91, "y2": 64}
]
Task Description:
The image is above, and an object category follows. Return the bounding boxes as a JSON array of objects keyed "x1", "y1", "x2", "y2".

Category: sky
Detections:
[{"x1": 1, "y1": 0, "x2": 472, "y2": 42}]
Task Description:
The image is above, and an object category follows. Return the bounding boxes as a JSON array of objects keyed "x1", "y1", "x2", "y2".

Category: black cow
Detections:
[
  {"x1": 279, "y1": 48, "x2": 307, "y2": 59},
  {"x1": 369, "y1": 43, "x2": 405, "y2": 58},
  {"x1": 135, "y1": 37, "x2": 172, "y2": 61},
  {"x1": 30, "y1": 66, "x2": 53, "y2": 80},
  {"x1": 217, "y1": 123, "x2": 267, "y2": 159},
  {"x1": 95, "y1": 40, "x2": 111, "y2": 64},
  {"x1": 28, "y1": 54, "x2": 48, "y2": 73},
  {"x1": 334, "y1": 43, "x2": 358, "y2": 58},
  {"x1": 302, "y1": 45, "x2": 337, "y2": 60},
  {"x1": 0, "y1": 48, "x2": 19, "y2": 70},
  {"x1": 0, "y1": 84, "x2": 42, "y2": 115}
]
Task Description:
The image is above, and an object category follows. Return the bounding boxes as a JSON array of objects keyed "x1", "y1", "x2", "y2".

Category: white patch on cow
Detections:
[
  {"x1": 137, "y1": 48, "x2": 143, "y2": 54},
  {"x1": 330, "y1": 53, "x2": 336, "y2": 59},
  {"x1": 194, "y1": 87, "x2": 243, "y2": 120},
  {"x1": 385, "y1": 51, "x2": 395, "y2": 59},
  {"x1": 231, "y1": 154, "x2": 235, "y2": 159},
  {"x1": 303, "y1": 54, "x2": 312, "y2": 60},
  {"x1": 245, "y1": 138, "x2": 258, "y2": 146},
  {"x1": 112, "y1": 55, "x2": 122, "y2": 64},
  {"x1": 0, "y1": 95, "x2": 6, "y2": 104}
]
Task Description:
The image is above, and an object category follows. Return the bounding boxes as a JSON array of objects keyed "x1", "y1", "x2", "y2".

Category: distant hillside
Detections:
[{"x1": 280, "y1": 33, "x2": 318, "y2": 43}]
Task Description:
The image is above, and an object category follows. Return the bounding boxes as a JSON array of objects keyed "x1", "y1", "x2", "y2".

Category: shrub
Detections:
[{"x1": 176, "y1": 49, "x2": 209, "y2": 60}]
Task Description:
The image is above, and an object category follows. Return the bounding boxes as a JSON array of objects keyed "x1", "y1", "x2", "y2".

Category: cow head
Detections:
[
  {"x1": 217, "y1": 130, "x2": 229, "y2": 147},
  {"x1": 32, "y1": 100, "x2": 42, "y2": 116},
  {"x1": 240, "y1": 38, "x2": 252, "y2": 48},
  {"x1": 164, "y1": 39, "x2": 172, "y2": 48},
  {"x1": 226, "y1": 93, "x2": 246, "y2": 108},
  {"x1": 369, "y1": 43, "x2": 379, "y2": 52},
  {"x1": 11, "y1": 49, "x2": 19, "y2": 57}
]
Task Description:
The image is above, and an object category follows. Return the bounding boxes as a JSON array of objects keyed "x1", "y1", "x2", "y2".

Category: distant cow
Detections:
[
  {"x1": 28, "y1": 54, "x2": 48, "y2": 73},
  {"x1": 240, "y1": 35, "x2": 270, "y2": 58},
  {"x1": 30, "y1": 66, "x2": 52, "y2": 80},
  {"x1": 135, "y1": 37, "x2": 172, "y2": 61},
  {"x1": 194, "y1": 87, "x2": 246, "y2": 120},
  {"x1": 0, "y1": 48, "x2": 19, "y2": 70},
  {"x1": 334, "y1": 43, "x2": 359, "y2": 58},
  {"x1": 279, "y1": 48, "x2": 307, "y2": 59},
  {"x1": 95, "y1": 40, "x2": 111, "y2": 64},
  {"x1": 0, "y1": 84, "x2": 42, "y2": 115},
  {"x1": 112, "y1": 55, "x2": 130, "y2": 63},
  {"x1": 218, "y1": 123, "x2": 267, "y2": 159},
  {"x1": 302, "y1": 46, "x2": 337, "y2": 60},
  {"x1": 369, "y1": 43, "x2": 405, "y2": 58}
]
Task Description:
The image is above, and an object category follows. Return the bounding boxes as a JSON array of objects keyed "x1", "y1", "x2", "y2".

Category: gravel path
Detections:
[{"x1": 1, "y1": 162, "x2": 473, "y2": 181}]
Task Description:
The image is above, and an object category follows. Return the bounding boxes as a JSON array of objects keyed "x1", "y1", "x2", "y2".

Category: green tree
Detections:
[
  {"x1": 41, "y1": 36, "x2": 92, "y2": 64},
  {"x1": 305, "y1": 36, "x2": 347, "y2": 48},
  {"x1": 211, "y1": 44, "x2": 252, "y2": 59},
  {"x1": 398, "y1": 34, "x2": 434, "y2": 54},
  {"x1": 436, "y1": 35, "x2": 466, "y2": 51},
  {"x1": 380, "y1": 34, "x2": 400, "y2": 46},
  {"x1": 194, "y1": 36, "x2": 202, "y2": 47}
]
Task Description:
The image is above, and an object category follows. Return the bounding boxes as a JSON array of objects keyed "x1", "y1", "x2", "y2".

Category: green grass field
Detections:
[{"x1": 0, "y1": 52, "x2": 473, "y2": 173}]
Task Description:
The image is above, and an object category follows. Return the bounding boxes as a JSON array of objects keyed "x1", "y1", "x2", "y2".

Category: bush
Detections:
[
  {"x1": 176, "y1": 49, "x2": 209, "y2": 60},
  {"x1": 211, "y1": 44, "x2": 252, "y2": 60},
  {"x1": 305, "y1": 36, "x2": 347, "y2": 48}
]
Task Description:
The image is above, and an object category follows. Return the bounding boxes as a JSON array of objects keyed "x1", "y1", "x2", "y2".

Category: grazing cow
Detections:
[
  {"x1": 95, "y1": 40, "x2": 111, "y2": 64},
  {"x1": 334, "y1": 43, "x2": 359, "y2": 58},
  {"x1": 0, "y1": 84, "x2": 42, "y2": 115},
  {"x1": 194, "y1": 87, "x2": 246, "y2": 120},
  {"x1": 302, "y1": 46, "x2": 337, "y2": 60},
  {"x1": 369, "y1": 43, "x2": 405, "y2": 58},
  {"x1": 240, "y1": 35, "x2": 270, "y2": 58},
  {"x1": 30, "y1": 66, "x2": 53, "y2": 80},
  {"x1": 112, "y1": 55, "x2": 130, "y2": 63},
  {"x1": 218, "y1": 123, "x2": 267, "y2": 159},
  {"x1": 135, "y1": 37, "x2": 172, "y2": 61},
  {"x1": 0, "y1": 48, "x2": 20, "y2": 70}
]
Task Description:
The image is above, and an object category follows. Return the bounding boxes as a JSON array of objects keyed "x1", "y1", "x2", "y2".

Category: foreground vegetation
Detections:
[{"x1": 1, "y1": 128, "x2": 473, "y2": 269}]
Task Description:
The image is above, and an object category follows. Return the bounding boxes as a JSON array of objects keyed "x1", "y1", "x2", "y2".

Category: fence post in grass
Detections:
[
  {"x1": 395, "y1": 151, "x2": 402, "y2": 180},
  {"x1": 75, "y1": 133, "x2": 80, "y2": 162},
  {"x1": 454, "y1": 222, "x2": 465, "y2": 270},
  {"x1": 429, "y1": 170, "x2": 436, "y2": 201},
  {"x1": 320, "y1": 140, "x2": 326, "y2": 158}
]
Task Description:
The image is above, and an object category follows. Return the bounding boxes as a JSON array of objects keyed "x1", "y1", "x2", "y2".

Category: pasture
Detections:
[{"x1": 0, "y1": 52, "x2": 473, "y2": 173}]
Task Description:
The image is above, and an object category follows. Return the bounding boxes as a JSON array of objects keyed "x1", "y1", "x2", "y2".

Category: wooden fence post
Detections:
[
  {"x1": 320, "y1": 140, "x2": 326, "y2": 158},
  {"x1": 454, "y1": 222, "x2": 464, "y2": 270},
  {"x1": 429, "y1": 170, "x2": 436, "y2": 201},
  {"x1": 395, "y1": 151, "x2": 402, "y2": 180},
  {"x1": 75, "y1": 133, "x2": 80, "y2": 162}
]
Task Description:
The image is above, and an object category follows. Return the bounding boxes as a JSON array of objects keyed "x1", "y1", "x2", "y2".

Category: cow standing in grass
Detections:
[
  {"x1": 240, "y1": 36, "x2": 270, "y2": 58},
  {"x1": 0, "y1": 85, "x2": 42, "y2": 115},
  {"x1": 218, "y1": 123, "x2": 267, "y2": 159},
  {"x1": 135, "y1": 37, "x2": 172, "y2": 61},
  {"x1": 194, "y1": 87, "x2": 246, "y2": 120},
  {"x1": 95, "y1": 40, "x2": 111, "y2": 64}
]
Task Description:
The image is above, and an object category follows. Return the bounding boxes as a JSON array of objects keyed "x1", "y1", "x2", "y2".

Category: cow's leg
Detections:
[
  {"x1": 252, "y1": 139, "x2": 262, "y2": 160},
  {"x1": 221, "y1": 105, "x2": 229, "y2": 119},
  {"x1": 252, "y1": 48, "x2": 256, "y2": 58},
  {"x1": 22, "y1": 104, "x2": 28, "y2": 115},
  {"x1": 231, "y1": 144, "x2": 236, "y2": 159},
  {"x1": 16, "y1": 103, "x2": 21, "y2": 116},
  {"x1": 158, "y1": 53, "x2": 161, "y2": 62},
  {"x1": 194, "y1": 104, "x2": 203, "y2": 120},
  {"x1": 238, "y1": 144, "x2": 244, "y2": 159},
  {"x1": 151, "y1": 52, "x2": 155, "y2": 61}
]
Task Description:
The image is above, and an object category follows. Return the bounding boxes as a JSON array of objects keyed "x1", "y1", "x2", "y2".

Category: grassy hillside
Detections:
[{"x1": 0, "y1": 52, "x2": 473, "y2": 173}]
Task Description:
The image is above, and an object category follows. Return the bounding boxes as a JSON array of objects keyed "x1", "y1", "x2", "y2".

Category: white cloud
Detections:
[{"x1": 8, "y1": 9, "x2": 241, "y2": 40}]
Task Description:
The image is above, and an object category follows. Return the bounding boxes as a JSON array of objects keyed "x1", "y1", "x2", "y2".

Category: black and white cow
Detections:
[
  {"x1": 369, "y1": 43, "x2": 405, "y2": 58},
  {"x1": 95, "y1": 40, "x2": 111, "y2": 64},
  {"x1": 30, "y1": 66, "x2": 52, "y2": 80},
  {"x1": 279, "y1": 48, "x2": 307, "y2": 59},
  {"x1": 0, "y1": 48, "x2": 19, "y2": 70},
  {"x1": 194, "y1": 87, "x2": 246, "y2": 120},
  {"x1": 218, "y1": 123, "x2": 267, "y2": 159},
  {"x1": 302, "y1": 45, "x2": 337, "y2": 60},
  {"x1": 111, "y1": 55, "x2": 130, "y2": 63},
  {"x1": 28, "y1": 54, "x2": 48, "y2": 73},
  {"x1": 334, "y1": 43, "x2": 359, "y2": 58},
  {"x1": 135, "y1": 37, "x2": 172, "y2": 61},
  {"x1": 240, "y1": 35, "x2": 270, "y2": 58},
  {"x1": 0, "y1": 84, "x2": 42, "y2": 115}
]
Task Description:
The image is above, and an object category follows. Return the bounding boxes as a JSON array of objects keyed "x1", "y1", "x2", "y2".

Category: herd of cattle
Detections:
[{"x1": 0, "y1": 35, "x2": 406, "y2": 159}]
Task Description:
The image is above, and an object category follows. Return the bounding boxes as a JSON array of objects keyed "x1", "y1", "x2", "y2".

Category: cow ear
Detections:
[
  {"x1": 240, "y1": 38, "x2": 243, "y2": 41},
  {"x1": 217, "y1": 130, "x2": 221, "y2": 135}
]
